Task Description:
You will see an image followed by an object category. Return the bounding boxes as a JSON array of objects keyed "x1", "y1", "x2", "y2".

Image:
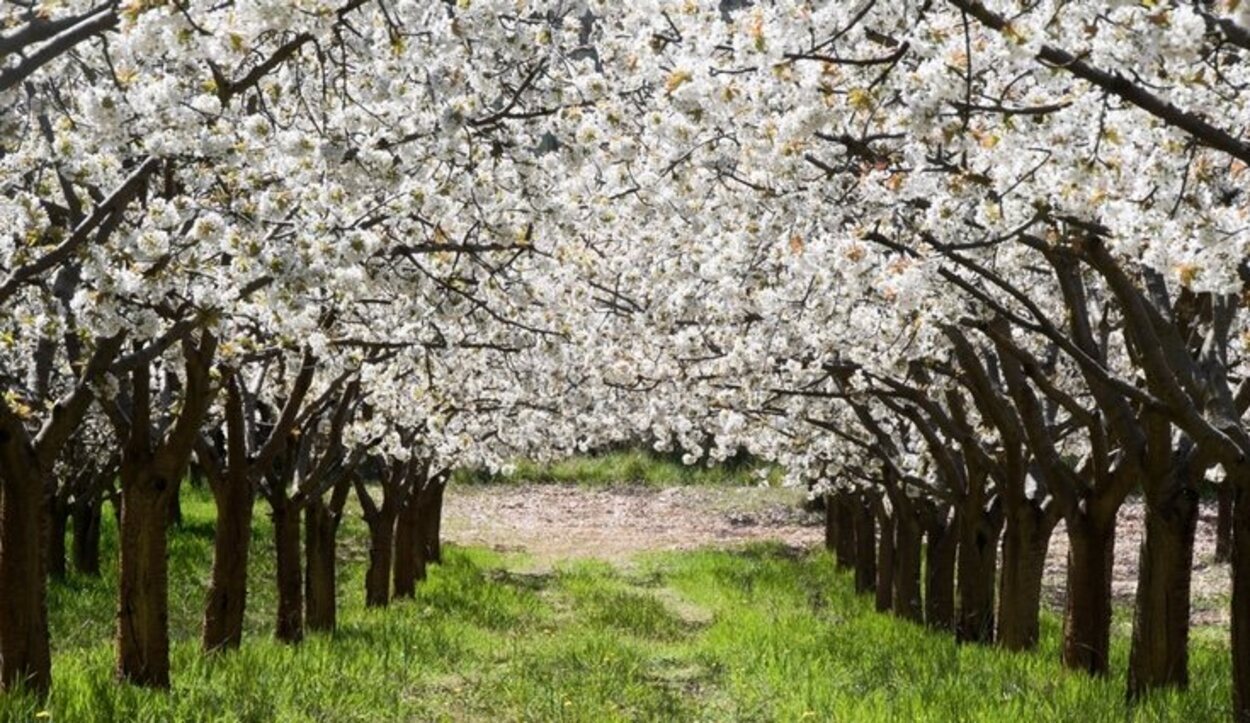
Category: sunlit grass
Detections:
[{"x1": 0, "y1": 486, "x2": 1231, "y2": 721}]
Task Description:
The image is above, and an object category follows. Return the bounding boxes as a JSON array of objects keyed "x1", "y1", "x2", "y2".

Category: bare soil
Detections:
[{"x1": 443, "y1": 484, "x2": 1231, "y2": 627}]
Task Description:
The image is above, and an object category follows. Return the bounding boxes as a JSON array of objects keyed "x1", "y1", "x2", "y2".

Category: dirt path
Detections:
[{"x1": 443, "y1": 484, "x2": 1232, "y2": 626}]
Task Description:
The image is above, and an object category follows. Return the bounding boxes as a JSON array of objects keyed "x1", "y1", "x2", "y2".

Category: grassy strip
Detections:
[
  {"x1": 0, "y1": 487, "x2": 1230, "y2": 721},
  {"x1": 454, "y1": 449, "x2": 782, "y2": 487}
]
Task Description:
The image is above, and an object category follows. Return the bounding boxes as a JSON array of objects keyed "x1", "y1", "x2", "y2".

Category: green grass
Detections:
[
  {"x1": 0, "y1": 487, "x2": 1232, "y2": 721},
  {"x1": 454, "y1": 448, "x2": 782, "y2": 487}
]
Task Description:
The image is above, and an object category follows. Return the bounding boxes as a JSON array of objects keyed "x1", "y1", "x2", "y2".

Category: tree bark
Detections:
[
  {"x1": 47, "y1": 495, "x2": 69, "y2": 580},
  {"x1": 304, "y1": 498, "x2": 338, "y2": 631},
  {"x1": 1062, "y1": 515, "x2": 1116, "y2": 675},
  {"x1": 0, "y1": 442, "x2": 52, "y2": 694},
  {"x1": 423, "y1": 478, "x2": 445, "y2": 565},
  {"x1": 393, "y1": 488, "x2": 422, "y2": 599},
  {"x1": 997, "y1": 502, "x2": 1054, "y2": 651},
  {"x1": 116, "y1": 460, "x2": 173, "y2": 688},
  {"x1": 166, "y1": 476, "x2": 182, "y2": 529},
  {"x1": 1230, "y1": 479, "x2": 1250, "y2": 721},
  {"x1": 1218, "y1": 482, "x2": 1233, "y2": 564},
  {"x1": 956, "y1": 505, "x2": 1001, "y2": 644},
  {"x1": 272, "y1": 499, "x2": 303, "y2": 643},
  {"x1": 365, "y1": 506, "x2": 397, "y2": 608},
  {"x1": 893, "y1": 506, "x2": 924, "y2": 623},
  {"x1": 824, "y1": 493, "x2": 836, "y2": 552},
  {"x1": 72, "y1": 494, "x2": 102, "y2": 576},
  {"x1": 834, "y1": 493, "x2": 856, "y2": 570},
  {"x1": 852, "y1": 495, "x2": 877, "y2": 595},
  {"x1": 1128, "y1": 481, "x2": 1198, "y2": 698},
  {"x1": 923, "y1": 507, "x2": 957, "y2": 632},
  {"x1": 875, "y1": 508, "x2": 895, "y2": 613},
  {"x1": 202, "y1": 468, "x2": 254, "y2": 652}
]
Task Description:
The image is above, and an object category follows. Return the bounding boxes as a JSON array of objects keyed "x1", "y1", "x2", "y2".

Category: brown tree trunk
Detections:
[
  {"x1": 166, "y1": 477, "x2": 182, "y2": 529},
  {"x1": 365, "y1": 507, "x2": 397, "y2": 608},
  {"x1": 393, "y1": 490, "x2": 421, "y2": 599},
  {"x1": 834, "y1": 493, "x2": 856, "y2": 570},
  {"x1": 202, "y1": 469, "x2": 254, "y2": 652},
  {"x1": 824, "y1": 493, "x2": 836, "y2": 552},
  {"x1": 47, "y1": 496, "x2": 69, "y2": 580},
  {"x1": 0, "y1": 447, "x2": 52, "y2": 694},
  {"x1": 956, "y1": 505, "x2": 1001, "y2": 644},
  {"x1": 1218, "y1": 482, "x2": 1233, "y2": 564},
  {"x1": 875, "y1": 509, "x2": 895, "y2": 613},
  {"x1": 893, "y1": 506, "x2": 924, "y2": 623},
  {"x1": 116, "y1": 462, "x2": 173, "y2": 688},
  {"x1": 924, "y1": 509, "x2": 957, "y2": 632},
  {"x1": 1230, "y1": 479, "x2": 1250, "y2": 721},
  {"x1": 1128, "y1": 482, "x2": 1198, "y2": 698},
  {"x1": 72, "y1": 495, "x2": 103, "y2": 576},
  {"x1": 852, "y1": 496, "x2": 877, "y2": 595},
  {"x1": 997, "y1": 503, "x2": 1053, "y2": 651},
  {"x1": 272, "y1": 499, "x2": 303, "y2": 643},
  {"x1": 423, "y1": 479, "x2": 444, "y2": 565},
  {"x1": 1063, "y1": 515, "x2": 1115, "y2": 675},
  {"x1": 304, "y1": 499, "x2": 338, "y2": 632}
]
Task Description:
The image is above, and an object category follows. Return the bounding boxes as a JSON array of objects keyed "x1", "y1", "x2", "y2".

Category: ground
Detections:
[{"x1": 0, "y1": 482, "x2": 1234, "y2": 722}]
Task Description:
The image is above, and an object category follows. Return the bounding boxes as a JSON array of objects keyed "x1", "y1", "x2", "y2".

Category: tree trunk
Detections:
[
  {"x1": 852, "y1": 496, "x2": 876, "y2": 595},
  {"x1": 47, "y1": 496, "x2": 69, "y2": 580},
  {"x1": 1063, "y1": 515, "x2": 1115, "y2": 675},
  {"x1": 1128, "y1": 483, "x2": 1198, "y2": 698},
  {"x1": 834, "y1": 493, "x2": 856, "y2": 570},
  {"x1": 1230, "y1": 479, "x2": 1250, "y2": 720},
  {"x1": 166, "y1": 476, "x2": 182, "y2": 529},
  {"x1": 116, "y1": 462, "x2": 173, "y2": 688},
  {"x1": 0, "y1": 449, "x2": 52, "y2": 694},
  {"x1": 893, "y1": 507, "x2": 924, "y2": 623},
  {"x1": 393, "y1": 491, "x2": 421, "y2": 599},
  {"x1": 956, "y1": 506, "x2": 1001, "y2": 644},
  {"x1": 72, "y1": 495, "x2": 102, "y2": 576},
  {"x1": 824, "y1": 493, "x2": 836, "y2": 552},
  {"x1": 1218, "y1": 482, "x2": 1233, "y2": 564},
  {"x1": 365, "y1": 508, "x2": 397, "y2": 608},
  {"x1": 202, "y1": 470, "x2": 254, "y2": 652},
  {"x1": 304, "y1": 499, "x2": 338, "y2": 632},
  {"x1": 924, "y1": 510, "x2": 957, "y2": 632},
  {"x1": 423, "y1": 479, "x2": 444, "y2": 565},
  {"x1": 997, "y1": 503, "x2": 1052, "y2": 651},
  {"x1": 875, "y1": 509, "x2": 895, "y2": 613},
  {"x1": 273, "y1": 499, "x2": 303, "y2": 643}
]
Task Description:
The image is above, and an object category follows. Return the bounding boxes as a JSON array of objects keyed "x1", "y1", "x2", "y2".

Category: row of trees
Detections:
[{"x1": 5, "y1": 0, "x2": 1250, "y2": 719}]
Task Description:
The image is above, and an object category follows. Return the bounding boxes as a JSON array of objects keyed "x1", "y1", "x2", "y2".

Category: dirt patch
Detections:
[
  {"x1": 442, "y1": 484, "x2": 821, "y2": 567},
  {"x1": 444, "y1": 485, "x2": 1231, "y2": 627}
]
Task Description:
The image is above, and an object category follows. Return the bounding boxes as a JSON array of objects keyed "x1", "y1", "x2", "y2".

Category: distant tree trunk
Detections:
[
  {"x1": 1128, "y1": 480, "x2": 1198, "y2": 698},
  {"x1": 304, "y1": 498, "x2": 338, "y2": 631},
  {"x1": 0, "y1": 434, "x2": 52, "y2": 694},
  {"x1": 72, "y1": 495, "x2": 103, "y2": 576},
  {"x1": 423, "y1": 478, "x2": 445, "y2": 565},
  {"x1": 393, "y1": 488, "x2": 422, "y2": 599},
  {"x1": 116, "y1": 459, "x2": 174, "y2": 688},
  {"x1": 365, "y1": 504, "x2": 398, "y2": 608},
  {"x1": 997, "y1": 502, "x2": 1054, "y2": 651},
  {"x1": 46, "y1": 495, "x2": 69, "y2": 580},
  {"x1": 202, "y1": 468, "x2": 254, "y2": 652},
  {"x1": 166, "y1": 476, "x2": 182, "y2": 529},
  {"x1": 272, "y1": 498, "x2": 303, "y2": 644},
  {"x1": 875, "y1": 507, "x2": 895, "y2": 613},
  {"x1": 1218, "y1": 483, "x2": 1233, "y2": 564},
  {"x1": 824, "y1": 493, "x2": 836, "y2": 553},
  {"x1": 1063, "y1": 515, "x2": 1116, "y2": 675},
  {"x1": 923, "y1": 506, "x2": 957, "y2": 632},
  {"x1": 835, "y1": 493, "x2": 856, "y2": 571},
  {"x1": 852, "y1": 495, "x2": 876, "y2": 595},
  {"x1": 893, "y1": 504, "x2": 924, "y2": 623},
  {"x1": 956, "y1": 505, "x2": 1001, "y2": 644}
]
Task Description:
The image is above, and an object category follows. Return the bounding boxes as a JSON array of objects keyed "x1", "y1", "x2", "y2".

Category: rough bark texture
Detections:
[
  {"x1": 0, "y1": 441, "x2": 52, "y2": 693},
  {"x1": 47, "y1": 496, "x2": 69, "y2": 580},
  {"x1": 1231, "y1": 480, "x2": 1250, "y2": 721},
  {"x1": 1063, "y1": 517, "x2": 1116, "y2": 675},
  {"x1": 116, "y1": 462, "x2": 173, "y2": 687},
  {"x1": 202, "y1": 469, "x2": 255, "y2": 651},
  {"x1": 997, "y1": 503, "x2": 1053, "y2": 651},
  {"x1": 72, "y1": 496, "x2": 103, "y2": 576},
  {"x1": 956, "y1": 507, "x2": 1001, "y2": 644},
  {"x1": 365, "y1": 507, "x2": 397, "y2": 608},
  {"x1": 893, "y1": 507, "x2": 924, "y2": 623},
  {"x1": 1128, "y1": 483, "x2": 1198, "y2": 698},
  {"x1": 273, "y1": 501, "x2": 304, "y2": 643},
  {"x1": 875, "y1": 509, "x2": 895, "y2": 613},
  {"x1": 852, "y1": 496, "x2": 877, "y2": 595},
  {"x1": 1218, "y1": 482, "x2": 1233, "y2": 565},
  {"x1": 393, "y1": 489, "x2": 422, "y2": 599},
  {"x1": 923, "y1": 510, "x2": 957, "y2": 632},
  {"x1": 824, "y1": 493, "x2": 836, "y2": 552},
  {"x1": 304, "y1": 499, "x2": 338, "y2": 631},
  {"x1": 423, "y1": 479, "x2": 444, "y2": 565}
]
